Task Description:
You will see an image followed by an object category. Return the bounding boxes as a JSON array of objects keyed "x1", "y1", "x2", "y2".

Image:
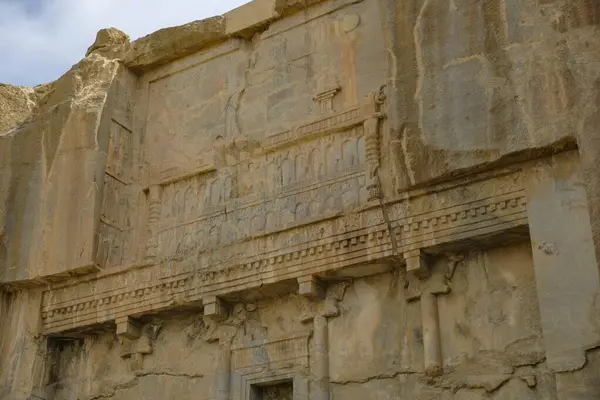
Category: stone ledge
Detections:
[{"x1": 123, "y1": 0, "x2": 330, "y2": 73}]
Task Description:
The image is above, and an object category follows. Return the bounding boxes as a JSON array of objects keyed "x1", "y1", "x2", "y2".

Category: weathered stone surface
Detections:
[
  {"x1": 1, "y1": 0, "x2": 600, "y2": 399},
  {"x1": 124, "y1": 17, "x2": 226, "y2": 73},
  {"x1": 0, "y1": 84, "x2": 34, "y2": 134},
  {"x1": 0, "y1": 54, "x2": 123, "y2": 284},
  {"x1": 86, "y1": 27, "x2": 130, "y2": 57}
]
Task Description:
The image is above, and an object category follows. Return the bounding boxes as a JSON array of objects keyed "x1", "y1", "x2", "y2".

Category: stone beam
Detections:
[
  {"x1": 298, "y1": 276, "x2": 325, "y2": 299},
  {"x1": 203, "y1": 296, "x2": 229, "y2": 321},
  {"x1": 116, "y1": 316, "x2": 142, "y2": 340},
  {"x1": 404, "y1": 249, "x2": 429, "y2": 278}
]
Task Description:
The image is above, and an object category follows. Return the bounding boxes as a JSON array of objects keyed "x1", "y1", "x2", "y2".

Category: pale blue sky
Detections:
[{"x1": 0, "y1": 0, "x2": 251, "y2": 86}]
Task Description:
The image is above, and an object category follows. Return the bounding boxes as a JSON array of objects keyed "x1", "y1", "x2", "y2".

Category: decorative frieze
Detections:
[{"x1": 40, "y1": 167, "x2": 527, "y2": 334}]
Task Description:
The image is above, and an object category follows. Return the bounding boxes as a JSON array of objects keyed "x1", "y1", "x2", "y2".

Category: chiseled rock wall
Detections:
[
  {"x1": 25, "y1": 244, "x2": 578, "y2": 400},
  {"x1": 1, "y1": 0, "x2": 600, "y2": 399},
  {"x1": 0, "y1": 55, "x2": 123, "y2": 283},
  {"x1": 384, "y1": 0, "x2": 600, "y2": 257}
]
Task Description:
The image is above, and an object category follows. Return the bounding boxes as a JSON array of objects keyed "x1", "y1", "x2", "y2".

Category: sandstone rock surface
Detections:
[
  {"x1": 0, "y1": 84, "x2": 33, "y2": 133},
  {"x1": 1, "y1": 0, "x2": 600, "y2": 399}
]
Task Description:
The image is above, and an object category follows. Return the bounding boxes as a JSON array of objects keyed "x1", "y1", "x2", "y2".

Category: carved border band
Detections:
[{"x1": 41, "y1": 167, "x2": 527, "y2": 334}]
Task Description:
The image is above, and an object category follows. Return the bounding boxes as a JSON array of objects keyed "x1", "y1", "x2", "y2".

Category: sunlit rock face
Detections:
[{"x1": 1, "y1": 1, "x2": 600, "y2": 399}]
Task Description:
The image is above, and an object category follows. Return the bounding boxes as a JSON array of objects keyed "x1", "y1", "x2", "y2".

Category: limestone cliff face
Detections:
[
  {"x1": 1, "y1": 0, "x2": 600, "y2": 399},
  {"x1": 0, "y1": 54, "x2": 123, "y2": 283},
  {"x1": 382, "y1": 0, "x2": 600, "y2": 263},
  {"x1": 384, "y1": 0, "x2": 600, "y2": 186}
]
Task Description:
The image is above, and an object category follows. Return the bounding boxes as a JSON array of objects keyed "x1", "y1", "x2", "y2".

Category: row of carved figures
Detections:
[
  {"x1": 157, "y1": 178, "x2": 367, "y2": 259},
  {"x1": 160, "y1": 134, "x2": 367, "y2": 222}
]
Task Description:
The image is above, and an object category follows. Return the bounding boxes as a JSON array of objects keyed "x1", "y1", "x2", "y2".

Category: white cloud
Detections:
[{"x1": 0, "y1": 0, "x2": 251, "y2": 86}]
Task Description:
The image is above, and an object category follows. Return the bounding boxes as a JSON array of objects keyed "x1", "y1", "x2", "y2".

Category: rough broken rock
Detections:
[{"x1": 85, "y1": 27, "x2": 130, "y2": 57}]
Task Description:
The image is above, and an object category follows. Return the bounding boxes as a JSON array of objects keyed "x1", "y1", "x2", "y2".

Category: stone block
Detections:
[
  {"x1": 116, "y1": 316, "x2": 142, "y2": 340},
  {"x1": 298, "y1": 276, "x2": 325, "y2": 299}
]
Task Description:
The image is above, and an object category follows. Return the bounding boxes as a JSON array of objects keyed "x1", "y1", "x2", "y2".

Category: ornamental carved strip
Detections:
[
  {"x1": 40, "y1": 167, "x2": 526, "y2": 335},
  {"x1": 190, "y1": 174, "x2": 527, "y2": 299}
]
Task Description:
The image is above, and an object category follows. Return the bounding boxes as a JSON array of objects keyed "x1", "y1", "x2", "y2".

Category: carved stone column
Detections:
[
  {"x1": 420, "y1": 291, "x2": 443, "y2": 376},
  {"x1": 299, "y1": 281, "x2": 347, "y2": 400},
  {"x1": 202, "y1": 297, "x2": 235, "y2": 400},
  {"x1": 405, "y1": 253, "x2": 463, "y2": 376},
  {"x1": 216, "y1": 338, "x2": 232, "y2": 400},
  {"x1": 144, "y1": 185, "x2": 162, "y2": 263},
  {"x1": 313, "y1": 315, "x2": 330, "y2": 400}
]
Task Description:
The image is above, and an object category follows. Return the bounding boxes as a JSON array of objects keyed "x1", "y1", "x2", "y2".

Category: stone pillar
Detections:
[
  {"x1": 313, "y1": 315, "x2": 330, "y2": 400},
  {"x1": 421, "y1": 292, "x2": 442, "y2": 376},
  {"x1": 525, "y1": 152, "x2": 600, "y2": 378},
  {"x1": 216, "y1": 340, "x2": 232, "y2": 400},
  {"x1": 298, "y1": 282, "x2": 345, "y2": 400},
  {"x1": 144, "y1": 185, "x2": 162, "y2": 263},
  {"x1": 405, "y1": 255, "x2": 454, "y2": 377}
]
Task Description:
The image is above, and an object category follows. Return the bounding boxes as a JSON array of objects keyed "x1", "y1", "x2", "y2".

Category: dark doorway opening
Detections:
[{"x1": 250, "y1": 379, "x2": 293, "y2": 400}]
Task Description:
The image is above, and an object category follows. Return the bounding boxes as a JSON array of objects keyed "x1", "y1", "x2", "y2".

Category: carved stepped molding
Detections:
[
  {"x1": 40, "y1": 167, "x2": 527, "y2": 335},
  {"x1": 262, "y1": 107, "x2": 365, "y2": 151}
]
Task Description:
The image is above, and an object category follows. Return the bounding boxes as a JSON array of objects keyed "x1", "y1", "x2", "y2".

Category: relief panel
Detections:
[{"x1": 147, "y1": 98, "x2": 375, "y2": 262}]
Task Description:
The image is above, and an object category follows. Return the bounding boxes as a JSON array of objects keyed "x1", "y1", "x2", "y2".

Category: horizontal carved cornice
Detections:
[{"x1": 40, "y1": 166, "x2": 528, "y2": 335}]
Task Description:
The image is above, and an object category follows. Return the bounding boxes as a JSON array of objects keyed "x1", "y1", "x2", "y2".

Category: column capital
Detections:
[
  {"x1": 203, "y1": 296, "x2": 229, "y2": 321},
  {"x1": 404, "y1": 249, "x2": 430, "y2": 278},
  {"x1": 116, "y1": 316, "x2": 142, "y2": 340},
  {"x1": 298, "y1": 275, "x2": 325, "y2": 299}
]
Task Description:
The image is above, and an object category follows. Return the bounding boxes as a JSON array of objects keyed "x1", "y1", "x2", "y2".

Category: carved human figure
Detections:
[
  {"x1": 174, "y1": 186, "x2": 185, "y2": 217},
  {"x1": 210, "y1": 179, "x2": 223, "y2": 206},
  {"x1": 326, "y1": 144, "x2": 340, "y2": 175},
  {"x1": 296, "y1": 202, "x2": 309, "y2": 220},
  {"x1": 223, "y1": 176, "x2": 233, "y2": 202},
  {"x1": 184, "y1": 186, "x2": 195, "y2": 217},
  {"x1": 281, "y1": 158, "x2": 294, "y2": 186},
  {"x1": 357, "y1": 136, "x2": 366, "y2": 165},
  {"x1": 308, "y1": 148, "x2": 322, "y2": 179},
  {"x1": 342, "y1": 139, "x2": 358, "y2": 168},
  {"x1": 296, "y1": 153, "x2": 307, "y2": 182}
]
